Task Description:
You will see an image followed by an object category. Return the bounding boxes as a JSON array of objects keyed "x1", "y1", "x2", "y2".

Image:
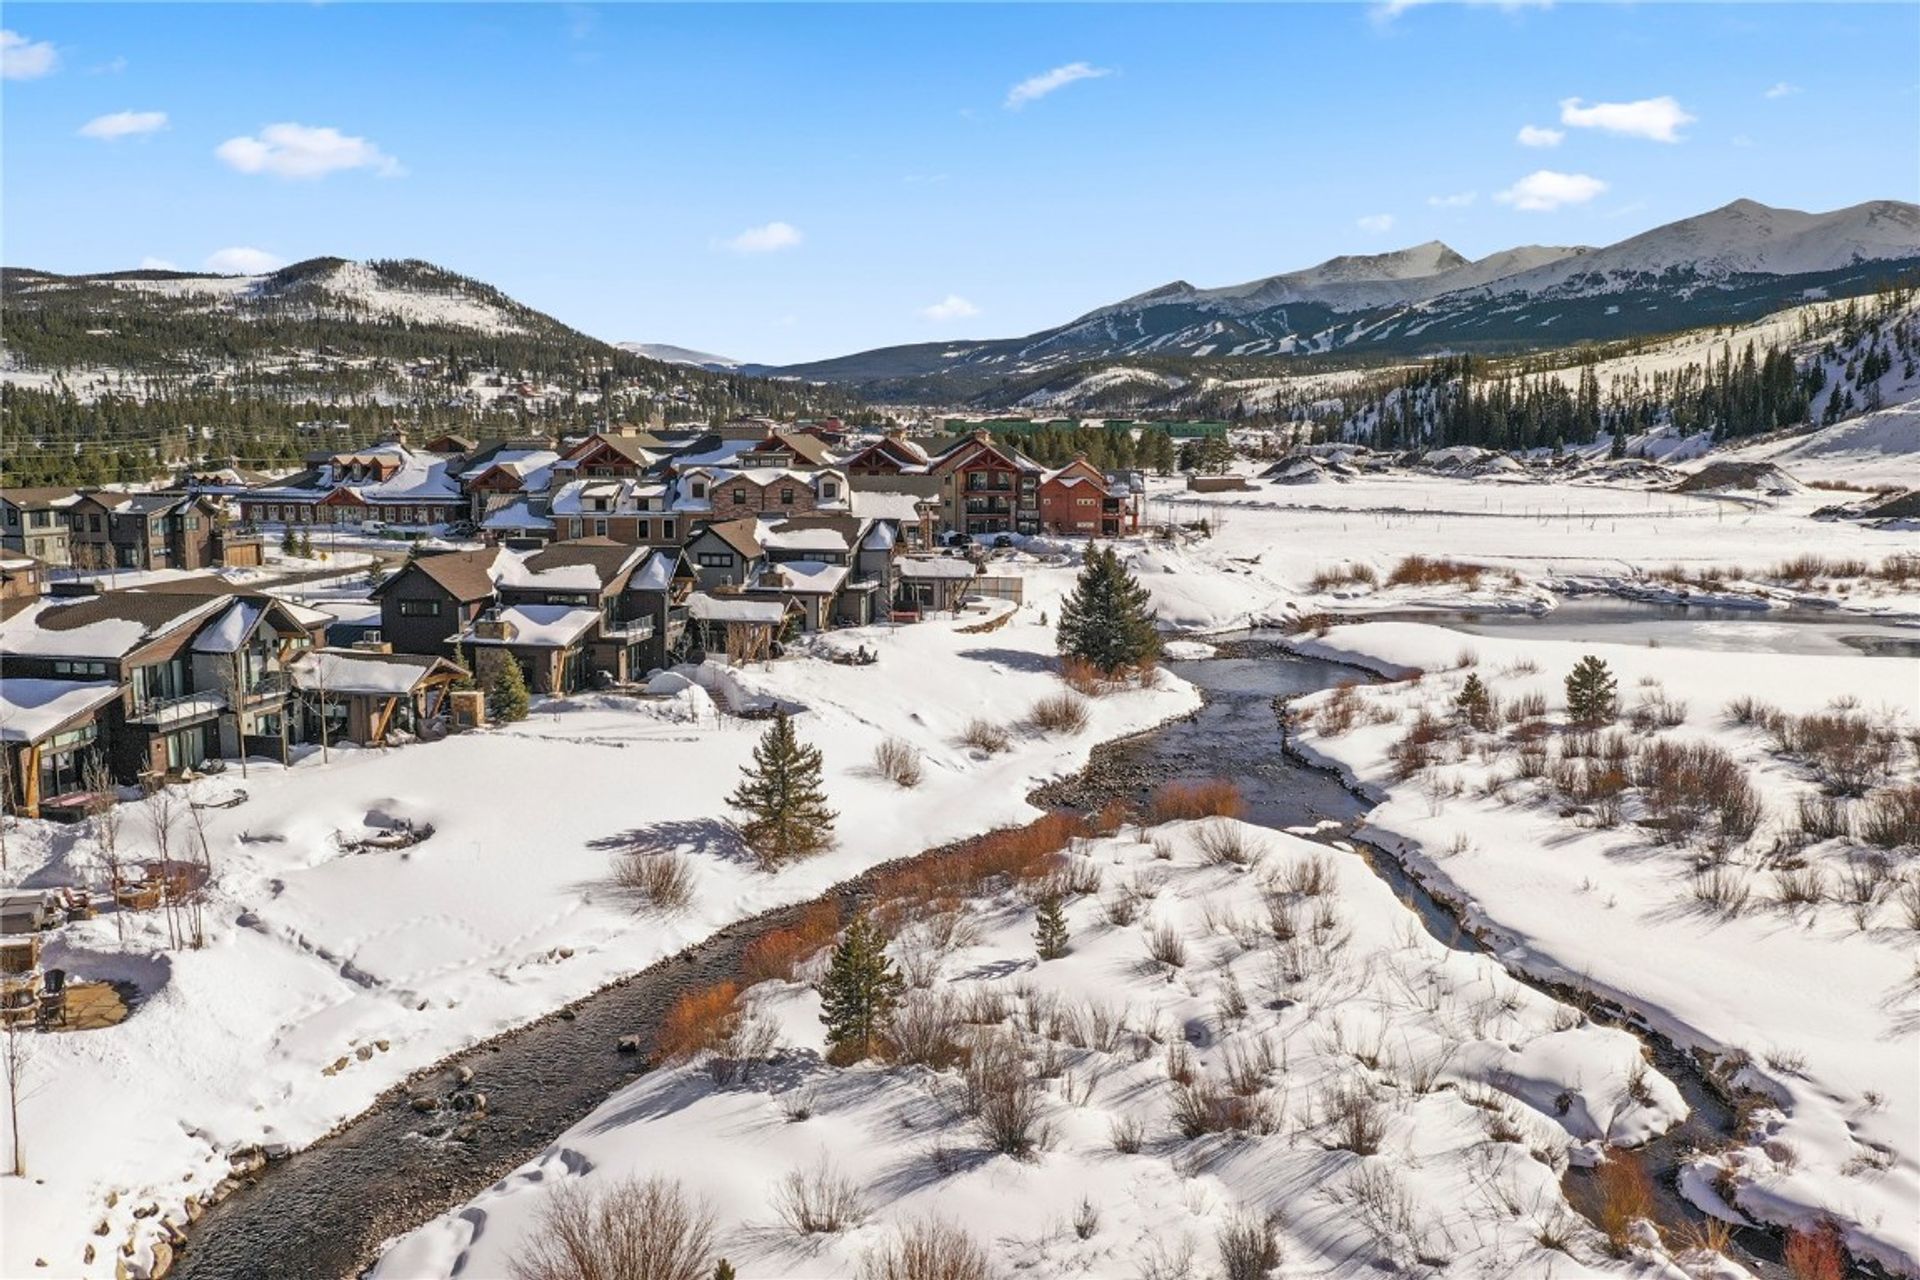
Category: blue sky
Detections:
[{"x1": 5, "y1": 3, "x2": 1917, "y2": 364}]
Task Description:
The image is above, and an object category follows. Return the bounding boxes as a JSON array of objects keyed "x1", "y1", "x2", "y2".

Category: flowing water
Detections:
[{"x1": 181, "y1": 602, "x2": 1899, "y2": 1278}]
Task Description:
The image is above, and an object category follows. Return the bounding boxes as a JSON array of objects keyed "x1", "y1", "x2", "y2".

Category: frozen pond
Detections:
[{"x1": 1315, "y1": 595, "x2": 1920, "y2": 658}]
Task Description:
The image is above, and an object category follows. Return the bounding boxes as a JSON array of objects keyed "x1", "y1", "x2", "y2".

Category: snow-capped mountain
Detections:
[
  {"x1": 614, "y1": 342, "x2": 744, "y2": 371},
  {"x1": 773, "y1": 199, "x2": 1920, "y2": 396}
]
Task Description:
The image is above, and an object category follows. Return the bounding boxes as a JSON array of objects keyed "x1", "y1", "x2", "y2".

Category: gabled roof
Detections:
[
  {"x1": 0, "y1": 487, "x2": 82, "y2": 509},
  {"x1": 0, "y1": 592, "x2": 227, "y2": 659},
  {"x1": 0, "y1": 678, "x2": 123, "y2": 743},
  {"x1": 372, "y1": 547, "x2": 506, "y2": 603},
  {"x1": 562, "y1": 432, "x2": 663, "y2": 467},
  {"x1": 692, "y1": 517, "x2": 763, "y2": 560},
  {"x1": 747, "y1": 430, "x2": 836, "y2": 467},
  {"x1": 928, "y1": 433, "x2": 1044, "y2": 476},
  {"x1": 463, "y1": 604, "x2": 600, "y2": 648},
  {"x1": 501, "y1": 541, "x2": 645, "y2": 594},
  {"x1": 290, "y1": 649, "x2": 464, "y2": 695}
]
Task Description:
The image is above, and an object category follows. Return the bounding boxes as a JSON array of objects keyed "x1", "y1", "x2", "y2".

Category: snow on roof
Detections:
[
  {"x1": 861, "y1": 521, "x2": 898, "y2": 551},
  {"x1": 628, "y1": 552, "x2": 676, "y2": 592},
  {"x1": 686, "y1": 593, "x2": 789, "y2": 624},
  {"x1": 0, "y1": 679, "x2": 122, "y2": 743},
  {"x1": 464, "y1": 604, "x2": 601, "y2": 648},
  {"x1": 848, "y1": 490, "x2": 928, "y2": 522},
  {"x1": 0, "y1": 595, "x2": 225, "y2": 659},
  {"x1": 671, "y1": 438, "x2": 759, "y2": 469},
  {"x1": 190, "y1": 600, "x2": 262, "y2": 654},
  {"x1": 759, "y1": 525, "x2": 850, "y2": 553},
  {"x1": 759, "y1": 560, "x2": 848, "y2": 594},
  {"x1": 480, "y1": 500, "x2": 555, "y2": 532},
  {"x1": 291, "y1": 650, "x2": 443, "y2": 695},
  {"x1": 492, "y1": 550, "x2": 613, "y2": 593},
  {"x1": 900, "y1": 557, "x2": 979, "y2": 580},
  {"x1": 460, "y1": 449, "x2": 559, "y2": 481}
]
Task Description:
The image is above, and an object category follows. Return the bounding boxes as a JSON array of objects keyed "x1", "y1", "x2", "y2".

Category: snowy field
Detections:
[
  {"x1": 0, "y1": 572, "x2": 1196, "y2": 1279},
  {"x1": 377, "y1": 819, "x2": 1699, "y2": 1280},
  {"x1": 1285, "y1": 623, "x2": 1920, "y2": 1273}
]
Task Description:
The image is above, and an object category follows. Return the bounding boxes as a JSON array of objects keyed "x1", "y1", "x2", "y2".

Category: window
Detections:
[
  {"x1": 663, "y1": 519, "x2": 676, "y2": 540},
  {"x1": 398, "y1": 599, "x2": 441, "y2": 617},
  {"x1": 691, "y1": 481, "x2": 707, "y2": 499},
  {"x1": 186, "y1": 516, "x2": 200, "y2": 531},
  {"x1": 732, "y1": 489, "x2": 747, "y2": 505},
  {"x1": 637, "y1": 520, "x2": 651, "y2": 541},
  {"x1": 780, "y1": 488, "x2": 795, "y2": 505},
  {"x1": 88, "y1": 515, "x2": 102, "y2": 532},
  {"x1": 697, "y1": 552, "x2": 732, "y2": 567},
  {"x1": 594, "y1": 519, "x2": 608, "y2": 537},
  {"x1": 821, "y1": 482, "x2": 838, "y2": 500},
  {"x1": 3, "y1": 509, "x2": 15, "y2": 526}
]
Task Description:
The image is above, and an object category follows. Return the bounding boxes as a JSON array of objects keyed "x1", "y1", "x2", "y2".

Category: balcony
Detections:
[
  {"x1": 964, "y1": 497, "x2": 1011, "y2": 516},
  {"x1": 601, "y1": 617, "x2": 656, "y2": 641},
  {"x1": 127, "y1": 692, "x2": 227, "y2": 726}
]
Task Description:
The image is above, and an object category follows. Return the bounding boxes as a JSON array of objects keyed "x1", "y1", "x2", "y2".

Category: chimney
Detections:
[{"x1": 971, "y1": 428, "x2": 991, "y2": 444}]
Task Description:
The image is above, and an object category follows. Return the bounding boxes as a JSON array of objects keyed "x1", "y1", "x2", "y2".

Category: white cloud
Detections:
[
  {"x1": 1370, "y1": 0, "x2": 1549, "y2": 27},
  {"x1": 137, "y1": 256, "x2": 180, "y2": 271},
  {"x1": 1558, "y1": 95, "x2": 1694, "y2": 143},
  {"x1": 79, "y1": 110, "x2": 168, "y2": 141},
  {"x1": 719, "y1": 221, "x2": 803, "y2": 254},
  {"x1": 1495, "y1": 169, "x2": 1608, "y2": 212},
  {"x1": 919, "y1": 295, "x2": 981, "y2": 322},
  {"x1": 204, "y1": 247, "x2": 285, "y2": 275},
  {"x1": 2, "y1": 29, "x2": 58, "y2": 79},
  {"x1": 1005, "y1": 61, "x2": 1112, "y2": 109},
  {"x1": 1764, "y1": 81, "x2": 1800, "y2": 99},
  {"x1": 89, "y1": 55, "x2": 128, "y2": 75},
  {"x1": 1356, "y1": 213, "x2": 1395, "y2": 234},
  {"x1": 216, "y1": 122, "x2": 403, "y2": 179},
  {"x1": 1426, "y1": 191, "x2": 1477, "y2": 209},
  {"x1": 1516, "y1": 124, "x2": 1564, "y2": 148}
]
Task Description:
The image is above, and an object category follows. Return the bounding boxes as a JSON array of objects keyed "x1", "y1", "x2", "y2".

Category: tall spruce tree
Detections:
[
  {"x1": 487, "y1": 655, "x2": 531, "y2": 723},
  {"x1": 1057, "y1": 545, "x2": 1161, "y2": 675},
  {"x1": 1454, "y1": 673, "x2": 1495, "y2": 732},
  {"x1": 727, "y1": 710, "x2": 836, "y2": 868},
  {"x1": 817, "y1": 913, "x2": 903, "y2": 1062},
  {"x1": 1564, "y1": 656, "x2": 1618, "y2": 728}
]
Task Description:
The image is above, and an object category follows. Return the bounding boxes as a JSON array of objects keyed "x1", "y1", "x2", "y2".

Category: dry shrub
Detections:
[
  {"x1": 1321, "y1": 1080, "x2": 1386, "y2": 1155},
  {"x1": 1631, "y1": 739, "x2": 1760, "y2": 847},
  {"x1": 1029, "y1": 692, "x2": 1090, "y2": 735},
  {"x1": 1772, "y1": 554, "x2": 1868, "y2": 583},
  {"x1": 1690, "y1": 866, "x2": 1753, "y2": 917},
  {"x1": 1110, "y1": 1114, "x2": 1145, "y2": 1154},
  {"x1": 1308, "y1": 562, "x2": 1379, "y2": 591},
  {"x1": 1150, "y1": 779, "x2": 1245, "y2": 823},
  {"x1": 1145, "y1": 921, "x2": 1188, "y2": 968},
  {"x1": 1061, "y1": 656, "x2": 1115, "y2": 697},
  {"x1": 1194, "y1": 821, "x2": 1264, "y2": 869},
  {"x1": 857, "y1": 1218, "x2": 991, "y2": 1280},
  {"x1": 958, "y1": 718, "x2": 1011, "y2": 754},
  {"x1": 1628, "y1": 690, "x2": 1688, "y2": 731},
  {"x1": 1593, "y1": 1146, "x2": 1654, "y2": 1257},
  {"x1": 1861, "y1": 784, "x2": 1920, "y2": 850},
  {"x1": 1388, "y1": 712, "x2": 1447, "y2": 781},
  {"x1": 772, "y1": 1157, "x2": 869, "y2": 1235},
  {"x1": 1872, "y1": 552, "x2": 1920, "y2": 585},
  {"x1": 508, "y1": 1175, "x2": 714, "y2": 1280},
  {"x1": 1216, "y1": 1208, "x2": 1281, "y2": 1280},
  {"x1": 1784, "y1": 1219, "x2": 1847, "y2": 1280},
  {"x1": 1769, "y1": 710, "x2": 1899, "y2": 796},
  {"x1": 963, "y1": 1031, "x2": 1046, "y2": 1156},
  {"x1": 1170, "y1": 1078, "x2": 1274, "y2": 1138},
  {"x1": 1312, "y1": 683, "x2": 1365, "y2": 736},
  {"x1": 1387, "y1": 555, "x2": 1483, "y2": 588},
  {"x1": 656, "y1": 981, "x2": 742, "y2": 1064},
  {"x1": 1088, "y1": 796, "x2": 1134, "y2": 835},
  {"x1": 613, "y1": 849, "x2": 696, "y2": 911},
  {"x1": 888, "y1": 991, "x2": 964, "y2": 1068},
  {"x1": 1796, "y1": 794, "x2": 1854, "y2": 843},
  {"x1": 874, "y1": 736, "x2": 924, "y2": 788},
  {"x1": 1508, "y1": 689, "x2": 1549, "y2": 722},
  {"x1": 741, "y1": 901, "x2": 840, "y2": 984}
]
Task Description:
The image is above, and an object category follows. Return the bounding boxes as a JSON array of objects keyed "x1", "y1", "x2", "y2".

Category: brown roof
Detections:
[
  {"x1": 0, "y1": 486, "x2": 81, "y2": 508},
  {"x1": 377, "y1": 547, "x2": 505, "y2": 603},
  {"x1": 765, "y1": 431, "x2": 836, "y2": 466},
  {"x1": 569, "y1": 433, "x2": 662, "y2": 466},
  {"x1": 26, "y1": 590, "x2": 223, "y2": 638},
  {"x1": 695, "y1": 517, "x2": 763, "y2": 560}
]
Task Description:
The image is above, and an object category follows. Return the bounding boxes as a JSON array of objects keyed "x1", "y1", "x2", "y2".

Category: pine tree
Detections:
[
  {"x1": 488, "y1": 655, "x2": 531, "y2": 723},
  {"x1": 713, "y1": 1263, "x2": 737, "y2": 1280},
  {"x1": 1057, "y1": 546, "x2": 1161, "y2": 675},
  {"x1": 449, "y1": 639, "x2": 477, "y2": 691},
  {"x1": 1034, "y1": 894, "x2": 1069, "y2": 960},
  {"x1": 296, "y1": 530, "x2": 315, "y2": 560},
  {"x1": 1454, "y1": 673, "x2": 1495, "y2": 732},
  {"x1": 1564, "y1": 656, "x2": 1618, "y2": 728},
  {"x1": 727, "y1": 710, "x2": 836, "y2": 868},
  {"x1": 817, "y1": 913, "x2": 902, "y2": 1062},
  {"x1": 279, "y1": 526, "x2": 299, "y2": 557}
]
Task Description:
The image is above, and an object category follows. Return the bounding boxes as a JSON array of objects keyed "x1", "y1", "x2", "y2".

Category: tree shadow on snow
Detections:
[
  {"x1": 584, "y1": 818, "x2": 755, "y2": 866},
  {"x1": 955, "y1": 647, "x2": 1060, "y2": 675}
]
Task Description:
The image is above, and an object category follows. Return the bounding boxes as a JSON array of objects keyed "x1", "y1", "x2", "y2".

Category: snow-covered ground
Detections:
[
  {"x1": 377, "y1": 818, "x2": 1700, "y2": 1280},
  {"x1": 0, "y1": 572, "x2": 1196, "y2": 1279},
  {"x1": 1122, "y1": 470, "x2": 1920, "y2": 631},
  {"x1": 1284, "y1": 623, "x2": 1920, "y2": 1273}
]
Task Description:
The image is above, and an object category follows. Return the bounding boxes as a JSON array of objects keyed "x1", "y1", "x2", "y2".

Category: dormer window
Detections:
[
  {"x1": 691, "y1": 481, "x2": 707, "y2": 500},
  {"x1": 821, "y1": 481, "x2": 838, "y2": 500}
]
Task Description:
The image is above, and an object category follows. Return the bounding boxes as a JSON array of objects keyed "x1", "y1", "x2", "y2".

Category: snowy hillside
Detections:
[{"x1": 614, "y1": 341, "x2": 745, "y2": 370}]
